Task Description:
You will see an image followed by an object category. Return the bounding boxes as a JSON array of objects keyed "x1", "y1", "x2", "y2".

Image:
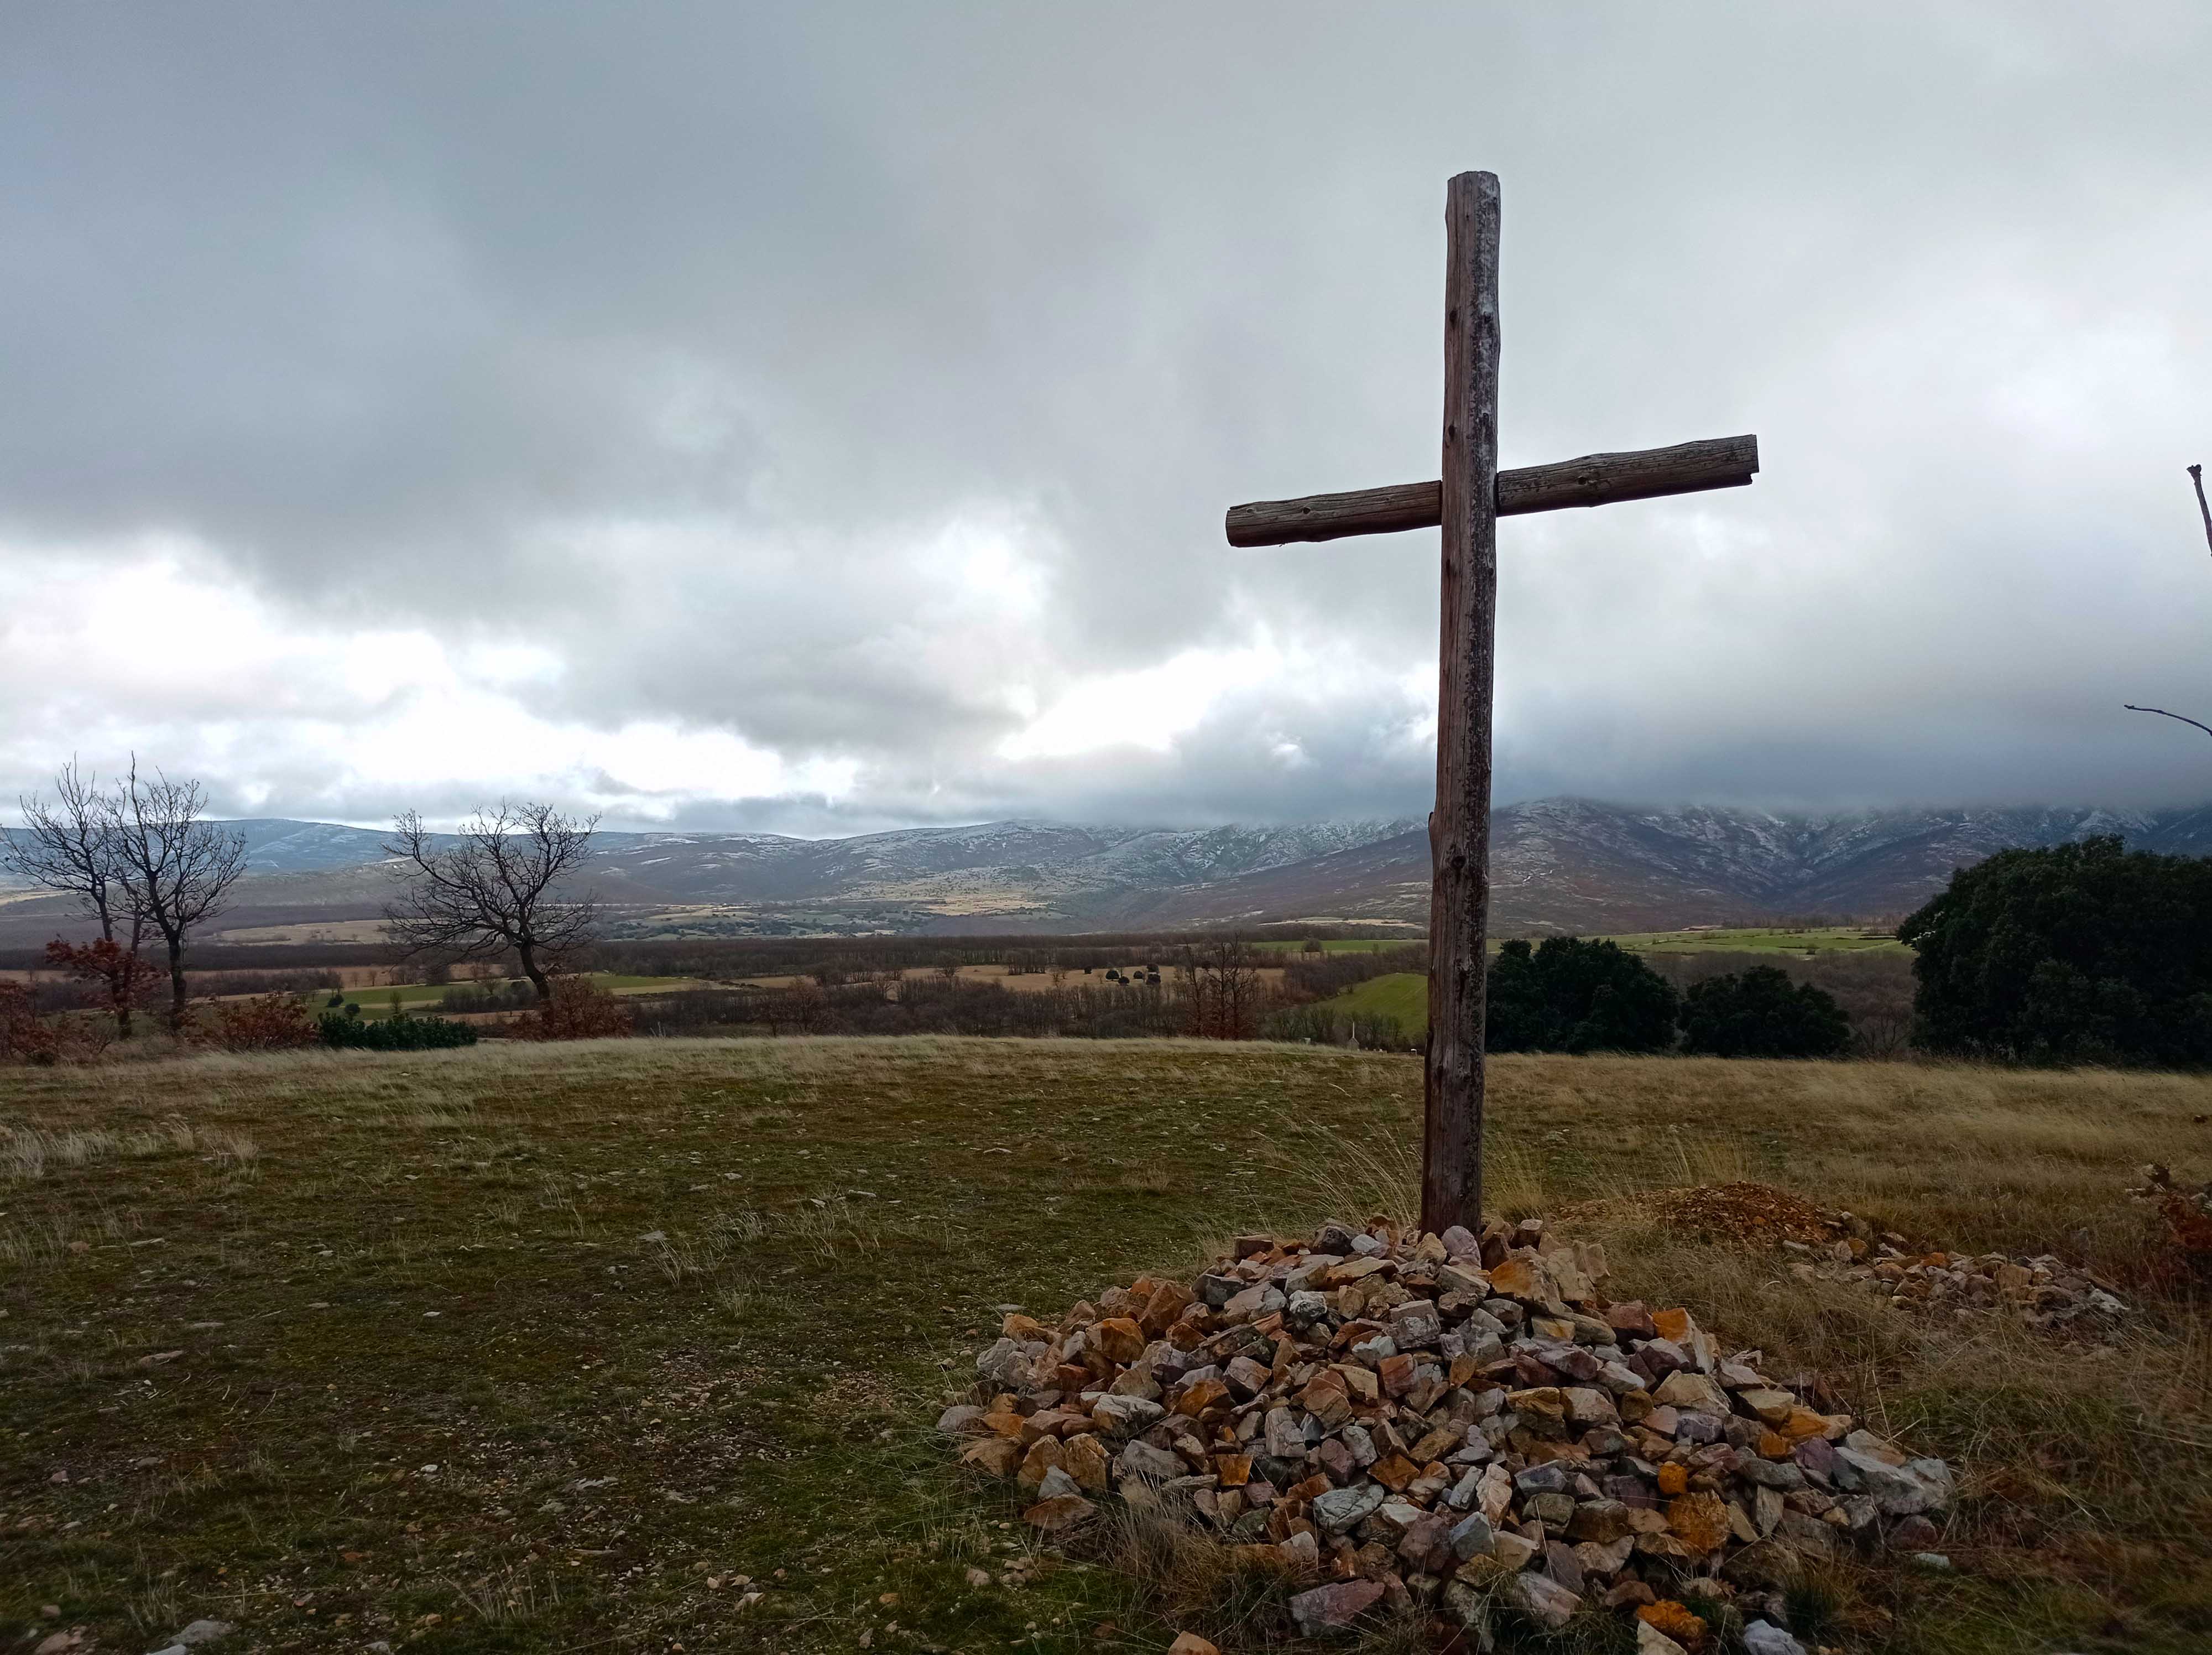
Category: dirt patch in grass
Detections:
[
  {"x1": 0, "y1": 1043, "x2": 2207, "y2": 1653},
  {"x1": 1558, "y1": 1181, "x2": 1839, "y2": 1247}
]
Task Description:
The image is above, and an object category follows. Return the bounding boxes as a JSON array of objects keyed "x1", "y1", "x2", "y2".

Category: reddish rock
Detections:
[
  {"x1": 959, "y1": 1437, "x2": 1020, "y2": 1476},
  {"x1": 1489, "y1": 1256, "x2": 1549, "y2": 1302},
  {"x1": 1507, "y1": 1385, "x2": 1568, "y2": 1436},
  {"x1": 1061, "y1": 1433, "x2": 1110, "y2": 1493},
  {"x1": 1337, "y1": 1362, "x2": 1380, "y2": 1404},
  {"x1": 1176, "y1": 1378, "x2": 1231, "y2": 1419},
  {"x1": 1369, "y1": 1453, "x2": 1417, "y2": 1492},
  {"x1": 1605, "y1": 1299, "x2": 1658, "y2": 1338},
  {"x1": 1650, "y1": 1307, "x2": 1697, "y2": 1344},
  {"x1": 1016, "y1": 1437, "x2": 1065, "y2": 1489},
  {"x1": 1093, "y1": 1316, "x2": 1145, "y2": 1364},
  {"x1": 1288, "y1": 1578, "x2": 1386, "y2": 1637},
  {"x1": 1224, "y1": 1355, "x2": 1272, "y2": 1398},
  {"x1": 1021, "y1": 1494, "x2": 1095, "y2": 1532},
  {"x1": 1300, "y1": 1368, "x2": 1353, "y2": 1427}
]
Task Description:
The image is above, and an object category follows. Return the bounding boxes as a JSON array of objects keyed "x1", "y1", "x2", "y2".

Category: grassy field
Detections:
[
  {"x1": 2, "y1": 1040, "x2": 2208, "y2": 1653},
  {"x1": 1315, "y1": 971, "x2": 1427, "y2": 1031},
  {"x1": 1606, "y1": 928, "x2": 1908, "y2": 957}
]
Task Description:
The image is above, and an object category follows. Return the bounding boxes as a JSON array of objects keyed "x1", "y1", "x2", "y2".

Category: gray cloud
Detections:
[{"x1": 3, "y1": 3, "x2": 2210, "y2": 830}]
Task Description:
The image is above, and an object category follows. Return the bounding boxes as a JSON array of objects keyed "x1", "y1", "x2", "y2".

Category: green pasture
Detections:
[
  {"x1": 1316, "y1": 970, "x2": 1427, "y2": 1029},
  {"x1": 1605, "y1": 927, "x2": 1907, "y2": 956},
  {"x1": 336, "y1": 972, "x2": 699, "y2": 1016}
]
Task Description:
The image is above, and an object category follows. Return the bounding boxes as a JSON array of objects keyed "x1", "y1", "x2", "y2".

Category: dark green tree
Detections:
[
  {"x1": 1679, "y1": 965, "x2": 1851, "y2": 1058},
  {"x1": 1897, "y1": 835, "x2": 2212, "y2": 1066},
  {"x1": 1486, "y1": 936, "x2": 1679, "y2": 1054}
]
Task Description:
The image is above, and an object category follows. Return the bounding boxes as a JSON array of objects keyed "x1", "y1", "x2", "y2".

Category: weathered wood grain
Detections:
[
  {"x1": 1422, "y1": 169, "x2": 1500, "y2": 1237},
  {"x1": 1223, "y1": 433, "x2": 1758, "y2": 547}
]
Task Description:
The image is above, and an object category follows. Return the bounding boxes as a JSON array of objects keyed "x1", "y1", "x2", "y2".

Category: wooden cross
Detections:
[{"x1": 1224, "y1": 171, "x2": 1760, "y2": 1235}]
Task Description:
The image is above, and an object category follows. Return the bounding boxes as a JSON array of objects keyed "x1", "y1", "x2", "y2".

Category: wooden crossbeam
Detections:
[{"x1": 1223, "y1": 433, "x2": 1759, "y2": 547}]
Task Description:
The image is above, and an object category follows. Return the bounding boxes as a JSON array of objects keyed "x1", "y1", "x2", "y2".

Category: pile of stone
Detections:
[
  {"x1": 941, "y1": 1217, "x2": 1955, "y2": 1649},
  {"x1": 1574, "y1": 1181, "x2": 2128, "y2": 1341},
  {"x1": 1785, "y1": 1208, "x2": 2127, "y2": 1340}
]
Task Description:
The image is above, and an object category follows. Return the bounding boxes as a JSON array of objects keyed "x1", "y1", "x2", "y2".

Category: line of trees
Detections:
[{"x1": 1484, "y1": 937, "x2": 1852, "y2": 1059}]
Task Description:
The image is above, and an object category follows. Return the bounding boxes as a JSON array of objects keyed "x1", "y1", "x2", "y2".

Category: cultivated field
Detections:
[{"x1": 2, "y1": 1042, "x2": 2206, "y2": 1653}]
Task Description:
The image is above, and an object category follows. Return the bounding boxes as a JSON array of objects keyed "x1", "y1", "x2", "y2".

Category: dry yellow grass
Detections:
[
  {"x1": 1286, "y1": 1054, "x2": 2212, "y2": 1652},
  {"x1": 0, "y1": 1039, "x2": 2206, "y2": 1652}
]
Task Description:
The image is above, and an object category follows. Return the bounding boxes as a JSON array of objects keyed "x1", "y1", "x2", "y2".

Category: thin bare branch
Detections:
[
  {"x1": 2124, "y1": 704, "x2": 2212, "y2": 741},
  {"x1": 2192, "y1": 463, "x2": 2211, "y2": 557},
  {"x1": 3, "y1": 761, "x2": 157, "y2": 1035},
  {"x1": 2, "y1": 759, "x2": 142, "y2": 942}
]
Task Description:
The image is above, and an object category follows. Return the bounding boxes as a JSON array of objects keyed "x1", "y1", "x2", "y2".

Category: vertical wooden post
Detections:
[{"x1": 1422, "y1": 170, "x2": 1500, "y2": 1237}]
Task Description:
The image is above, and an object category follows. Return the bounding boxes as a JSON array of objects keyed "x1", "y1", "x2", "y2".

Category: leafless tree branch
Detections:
[
  {"x1": 2124, "y1": 466, "x2": 2212, "y2": 748},
  {"x1": 106, "y1": 759, "x2": 248, "y2": 1031},
  {"x1": 2124, "y1": 704, "x2": 2212, "y2": 741},
  {"x1": 3, "y1": 761, "x2": 153, "y2": 1035},
  {"x1": 382, "y1": 802, "x2": 601, "y2": 1002},
  {"x1": 4, "y1": 760, "x2": 137, "y2": 940}
]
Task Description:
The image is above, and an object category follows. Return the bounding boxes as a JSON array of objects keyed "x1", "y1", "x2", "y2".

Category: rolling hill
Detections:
[{"x1": 6, "y1": 798, "x2": 2210, "y2": 947}]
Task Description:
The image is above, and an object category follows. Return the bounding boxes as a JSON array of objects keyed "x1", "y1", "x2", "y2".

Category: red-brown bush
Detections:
[
  {"x1": 209, "y1": 993, "x2": 320, "y2": 1053},
  {"x1": 44, "y1": 936, "x2": 160, "y2": 1032},
  {"x1": 532, "y1": 976, "x2": 634, "y2": 1040},
  {"x1": 0, "y1": 982, "x2": 61, "y2": 1064}
]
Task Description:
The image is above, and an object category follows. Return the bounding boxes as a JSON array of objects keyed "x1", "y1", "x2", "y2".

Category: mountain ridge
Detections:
[{"x1": 4, "y1": 798, "x2": 2207, "y2": 944}]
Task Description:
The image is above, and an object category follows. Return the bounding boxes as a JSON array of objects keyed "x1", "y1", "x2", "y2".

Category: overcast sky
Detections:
[{"x1": 3, "y1": 4, "x2": 2209, "y2": 835}]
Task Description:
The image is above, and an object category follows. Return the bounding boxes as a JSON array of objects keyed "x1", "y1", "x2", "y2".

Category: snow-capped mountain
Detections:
[{"x1": 6, "y1": 800, "x2": 2209, "y2": 943}]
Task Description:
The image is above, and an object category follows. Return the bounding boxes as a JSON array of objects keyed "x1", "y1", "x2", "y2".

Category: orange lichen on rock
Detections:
[{"x1": 1639, "y1": 1599, "x2": 1709, "y2": 1647}]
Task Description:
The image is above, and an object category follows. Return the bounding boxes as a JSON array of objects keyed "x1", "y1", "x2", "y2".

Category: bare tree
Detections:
[
  {"x1": 2126, "y1": 464, "x2": 2212, "y2": 738},
  {"x1": 2, "y1": 761, "x2": 153, "y2": 1036},
  {"x1": 1177, "y1": 939, "x2": 1266, "y2": 1039},
  {"x1": 107, "y1": 762, "x2": 248, "y2": 1031},
  {"x1": 383, "y1": 803, "x2": 601, "y2": 1002}
]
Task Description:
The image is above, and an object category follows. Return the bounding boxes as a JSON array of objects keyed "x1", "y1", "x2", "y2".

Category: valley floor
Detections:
[{"x1": 1, "y1": 1041, "x2": 2206, "y2": 1653}]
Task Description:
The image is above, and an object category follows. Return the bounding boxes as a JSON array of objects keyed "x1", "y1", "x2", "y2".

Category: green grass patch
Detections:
[
  {"x1": 1315, "y1": 970, "x2": 1428, "y2": 1030},
  {"x1": 336, "y1": 972, "x2": 700, "y2": 1017}
]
